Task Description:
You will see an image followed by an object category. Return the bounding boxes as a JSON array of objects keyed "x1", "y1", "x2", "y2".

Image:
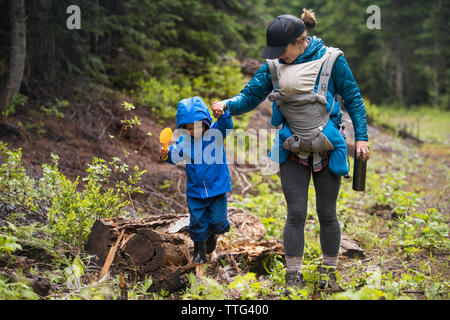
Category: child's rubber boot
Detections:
[
  {"x1": 192, "y1": 241, "x2": 206, "y2": 264},
  {"x1": 205, "y1": 233, "x2": 219, "y2": 254},
  {"x1": 317, "y1": 266, "x2": 337, "y2": 289}
]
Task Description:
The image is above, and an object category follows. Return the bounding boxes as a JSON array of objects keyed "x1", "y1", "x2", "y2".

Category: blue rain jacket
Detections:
[
  {"x1": 164, "y1": 96, "x2": 233, "y2": 199},
  {"x1": 224, "y1": 36, "x2": 368, "y2": 172}
]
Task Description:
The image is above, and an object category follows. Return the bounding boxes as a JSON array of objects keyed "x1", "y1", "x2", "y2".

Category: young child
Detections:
[{"x1": 160, "y1": 96, "x2": 233, "y2": 263}]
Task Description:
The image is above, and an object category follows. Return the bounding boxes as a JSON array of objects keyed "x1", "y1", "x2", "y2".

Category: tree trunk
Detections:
[
  {"x1": 0, "y1": 0, "x2": 26, "y2": 116},
  {"x1": 395, "y1": 48, "x2": 404, "y2": 103}
]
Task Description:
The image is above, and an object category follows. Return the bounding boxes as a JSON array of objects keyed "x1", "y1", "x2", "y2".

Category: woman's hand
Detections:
[
  {"x1": 211, "y1": 100, "x2": 226, "y2": 118},
  {"x1": 355, "y1": 141, "x2": 370, "y2": 161}
]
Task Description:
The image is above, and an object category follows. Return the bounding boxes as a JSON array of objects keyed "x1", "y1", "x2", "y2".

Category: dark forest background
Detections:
[{"x1": 0, "y1": 0, "x2": 449, "y2": 116}]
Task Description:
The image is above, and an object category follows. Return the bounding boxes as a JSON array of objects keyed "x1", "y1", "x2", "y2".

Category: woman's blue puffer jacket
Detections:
[{"x1": 224, "y1": 36, "x2": 368, "y2": 165}]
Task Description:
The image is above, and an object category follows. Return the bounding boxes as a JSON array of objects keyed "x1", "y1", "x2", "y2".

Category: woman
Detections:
[{"x1": 212, "y1": 9, "x2": 370, "y2": 289}]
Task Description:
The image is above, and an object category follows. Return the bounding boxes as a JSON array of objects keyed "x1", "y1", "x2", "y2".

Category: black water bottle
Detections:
[{"x1": 352, "y1": 150, "x2": 367, "y2": 191}]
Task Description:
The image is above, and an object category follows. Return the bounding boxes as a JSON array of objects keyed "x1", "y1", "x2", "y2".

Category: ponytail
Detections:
[{"x1": 301, "y1": 8, "x2": 317, "y2": 32}]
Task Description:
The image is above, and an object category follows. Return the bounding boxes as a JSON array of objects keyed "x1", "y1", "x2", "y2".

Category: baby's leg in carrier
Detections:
[{"x1": 322, "y1": 122, "x2": 349, "y2": 176}]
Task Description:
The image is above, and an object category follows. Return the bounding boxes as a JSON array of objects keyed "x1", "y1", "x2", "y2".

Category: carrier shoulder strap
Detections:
[
  {"x1": 318, "y1": 47, "x2": 344, "y2": 98},
  {"x1": 266, "y1": 59, "x2": 279, "y2": 92},
  {"x1": 318, "y1": 48, "x2": 344, "y2": 130}
]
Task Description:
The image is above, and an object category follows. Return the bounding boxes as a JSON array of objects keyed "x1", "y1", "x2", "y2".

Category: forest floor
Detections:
[{"x1": 0, "y1": 82, "x2": 449, "y2": 300}]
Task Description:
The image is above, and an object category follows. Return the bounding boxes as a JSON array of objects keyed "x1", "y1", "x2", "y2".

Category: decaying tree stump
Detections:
[
  {"x1": 85, "y1": 211, "x2": 284, "y2": 292},
  {"x1": 86, "y1": 215, "x2": 194, "y2": 292}
]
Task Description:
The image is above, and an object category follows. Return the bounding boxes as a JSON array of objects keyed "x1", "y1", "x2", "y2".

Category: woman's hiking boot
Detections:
[
  {"x1": 192, "y1": 241, "x2": 206, "y2": 264},
  {"x1": 317, "y1": 266, "x2": 337, "y2": 289},
  {"x1": 285, "y1": 269, "x2": 305, "y2": 288},
  {"x1": 205, "y1": 233, "x2": 219, "y2": 254}
]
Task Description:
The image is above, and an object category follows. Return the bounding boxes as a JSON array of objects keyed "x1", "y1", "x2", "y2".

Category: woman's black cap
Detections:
[{"x1": 261, "y1": 14, "x2": 306, "y2": 59}]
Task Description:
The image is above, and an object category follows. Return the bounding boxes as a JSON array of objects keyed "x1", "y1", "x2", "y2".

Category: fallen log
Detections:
[
  {"x1": 85, "y1": 215, "x2": 194, "y2": 292},
  {"x1": 85, "y1": 211, "x2": 284, "y2": 292}
]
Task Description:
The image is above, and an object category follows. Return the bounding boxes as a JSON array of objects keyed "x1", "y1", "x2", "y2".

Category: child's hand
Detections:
[
  {"x1": 160, "y1": 146, "x2": 169, "y2": 160},
  {"x1": 211, "y1": 100, "x2": 225, "y2": 118}
]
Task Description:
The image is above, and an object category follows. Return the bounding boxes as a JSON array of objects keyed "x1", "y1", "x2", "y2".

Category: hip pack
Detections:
[{"x1": 267, "y1": 47, "x2": 343, "y2": 153}]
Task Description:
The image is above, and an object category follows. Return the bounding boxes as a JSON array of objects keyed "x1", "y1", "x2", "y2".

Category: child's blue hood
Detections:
[{"x1": 176, "y1": 96, "x2": 212, "y2": 128}]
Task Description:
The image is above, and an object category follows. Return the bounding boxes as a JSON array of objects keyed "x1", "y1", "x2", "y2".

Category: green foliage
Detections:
[
  {"x1": 232, "y1": 173, "x2": 285, "y2": 239},
  {"x1": 64, "y1": 256, "x2": 85, "y2": 290},
  {"x1": 136, "y1": 77, "x2": 194, "y2": 119},
  {"x1": 0, "y1": 275, "x2": 39, "y2": 300},
  {"x1": 333, "y1": 286, "x2": 387, "y2": 300},
  {"x1": 43, "y1": 154, "x2": 145, "y2": 247},
  {"x1": 228, "y1": 272, "x2": 262, "y2": 300},
  {"x1": 0, "y1": 144, "x2": 145, "y2": 249},
  {"x1": 0, "y1": 143, "x2": 38, "y2": 209},
  {"x1": 9, "y1": 0, "x2": 266, "y2": 93},
  {"x1": 0, "y1": 223, "x2": 22, "y2": 254},
  {"x1": 365, "y1": 169, "x2": 422, "y2": 217},
  {"x1": 2, "y1": 93, "x2": 28, "y2": 117},
  {"x1": 16, "y1": 119, "x2": 46, "y2": 136},
  {"x1": 120, "y1": 101, "x2": 141, "y2": 128},
  {"x1": 364, "y1": 101, "x2": 392, "y2": 130},
  {"x1": 1, "y1": 0, "x2": 448, "y2": 108},
  {"x1": 395, "y1": 208, "x2": 450, "y2": 254},
  {"x1": 182, "y1": 272, "x2": 226, "y2": 300},
  {"x1": 382, "y1": 105, "x2": 450, "y2": 144},
  {"x1": 224, "y1": 105, "x2": 449, "y2": 300},
  {"x1": 127, "y1": 276, "x2": 154, "y2": 300},
  {"x1": 40, "y1": 99, "x2": 70, "y2": 118},
  {"x1": 136, "y1": 58, "x2": 245, "y2": 120}
]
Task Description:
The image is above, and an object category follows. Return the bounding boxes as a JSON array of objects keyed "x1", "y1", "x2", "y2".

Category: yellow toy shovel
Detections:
[{"x1": 159, "y1": 127, "x2": 173, "y2": 160}]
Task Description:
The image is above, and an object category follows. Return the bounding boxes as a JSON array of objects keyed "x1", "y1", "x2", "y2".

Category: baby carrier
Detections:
[{"x1": 267, "y1": 47, "x2": 343, "y2": 153}]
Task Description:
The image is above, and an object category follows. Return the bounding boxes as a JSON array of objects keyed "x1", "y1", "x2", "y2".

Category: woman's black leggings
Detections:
[{"x1": 280, "y1": 157, "x2": 341, "y2": 258}]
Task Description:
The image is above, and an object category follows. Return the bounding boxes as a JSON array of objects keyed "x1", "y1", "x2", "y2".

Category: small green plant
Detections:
[
  {"x1": 127, "y1": 276, "x2": 153, "y2": 300},
  {"x1": 228, "y1": 272, "x2": 261, "y2": 300},
  {"x1": 182, "y1": 273, "x2": 226, "y2": 300},
  {"x1": 64, "y1": 256, "x2": 85, "y2": 290},
  {"x1": 119, "y1": 101, "x2": 141, "y2": 138},
  {"x1": 0, "y1": 223, "x2": 22, "y2": 254},
  {"x1": 40, "y1": 98, "x2": 69, "y2": 118},
  {"x1": 2, "y1": 93, "x2": 28, "y2": 117},
  {"x1": 0, "y1": 275, "x2": 39, "y2": 300},
  {"x1": 157, "y1": 179, "x2": 173, "y2": 191},
  {"x1": 17, "y1": 119, "x2": 46, "y2": 135},
  {"x1": 0, "y1": 143, "x2": 38, "y2": 209}
]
